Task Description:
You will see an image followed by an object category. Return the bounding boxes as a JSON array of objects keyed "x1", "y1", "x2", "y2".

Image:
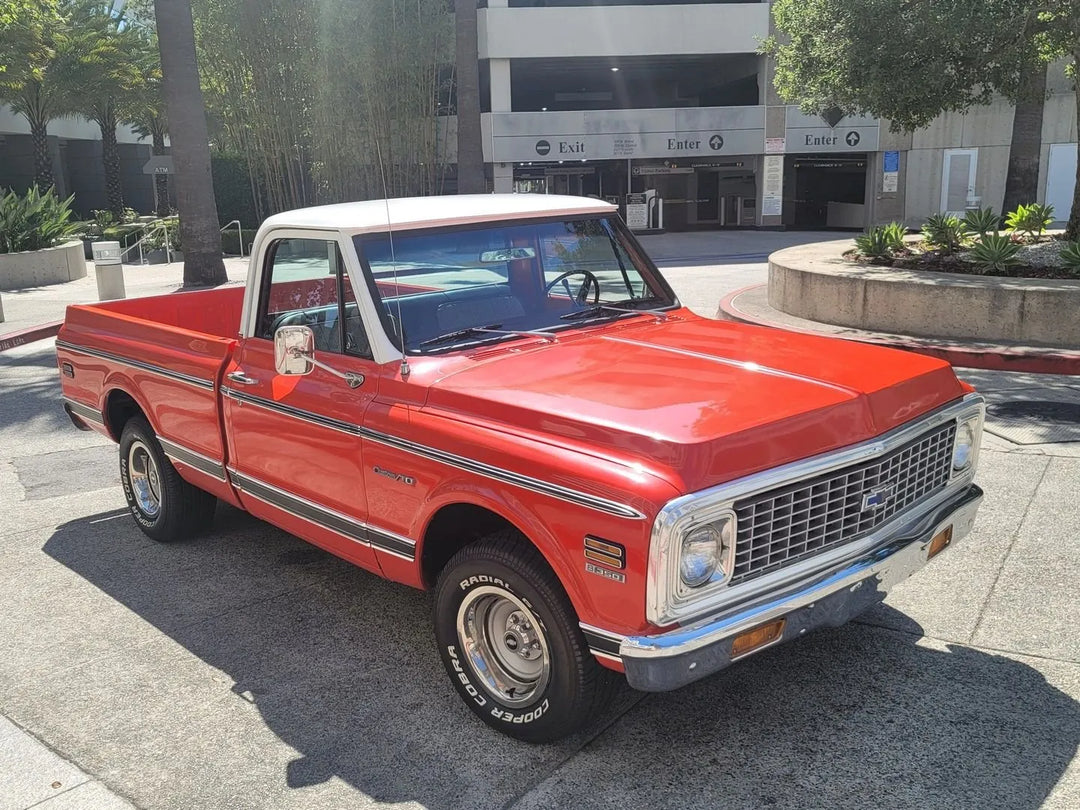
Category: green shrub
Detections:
[
  {"x1": 882, "y1": 222, "x2": 908, "y2": 251},
  {"x1": 968, "y1": 233, "x2": 1021, "y2": 273},
  {"x1": 921, "y1": 214, "x2": 966, "y2": 254},
  {"x1": 1060, "y1": 241, "x2": 1080, "y2": 277},
  {"x1": 221, "y1": 228, "x2": 258, "y2": 256},
  {"x1": 855, "y1": 224, "x2": 904, "y2": 261},
  {"x1": 0, "y1": 186, "x2": 79, "y2": 254},
  {"x1": 1006, "y1": 202, "x2": 1055, "y2": 238},
  {"x1": 962, "y1": 207, "x2": 1000, "y2": 238}
]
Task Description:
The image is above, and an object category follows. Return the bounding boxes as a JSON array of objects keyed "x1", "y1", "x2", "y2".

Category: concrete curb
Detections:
[
  {"x1": 768, "y1": 239, "x2": 1080, "y2": 349},
  {"x1": 0, "y1": 321, "x2": 63, "y2": 353},
  {"x1": 719, "y1": 285, "x2": 1080, "y2": 375}
]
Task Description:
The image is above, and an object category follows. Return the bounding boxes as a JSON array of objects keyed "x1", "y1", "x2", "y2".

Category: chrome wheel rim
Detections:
[
  {"x1": 127, "y1": 441, "x2": 161, "y2": 518},
  {"x1": 457, "y1": 586, "x2": 551, "y2": 706}
]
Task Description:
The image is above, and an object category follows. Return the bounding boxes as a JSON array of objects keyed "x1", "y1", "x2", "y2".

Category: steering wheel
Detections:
[{"x1": 544, "y1": 269, "x2": 601, "y2": 305}]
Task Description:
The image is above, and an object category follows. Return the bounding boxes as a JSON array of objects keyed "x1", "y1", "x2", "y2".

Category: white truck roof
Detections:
[{"x1": 259, "y1": 194, "x2": 617, "y2": 235}]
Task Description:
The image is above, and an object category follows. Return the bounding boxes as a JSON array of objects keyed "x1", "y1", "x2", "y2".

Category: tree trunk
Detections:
[
  {"x1": 1001, "y1": 65, "x2": 1047, "y2": 217},
  {"x1": 153, "y1": 0, "x2": 227, "y2": 287},
  {"x1": 99, "y1": 113, "x2": 125, "y2": 219},
  {"x1": 152, "y1": 129, "x2": 170, "y2": 218},
  {"x1": 29, "y1": 117, "x2": 53, "y2": 191},
  {"x1": 1068, "y1": 75, "x2": 1080, "y2": 242},
  {"x1": 454, "y1": 0, "x2": 484, "y2": 194}
]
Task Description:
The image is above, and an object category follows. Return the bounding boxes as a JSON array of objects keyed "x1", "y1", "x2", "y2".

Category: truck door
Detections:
[{"x1": 222, "y1": 235, "x2": 382, "y2": 572}]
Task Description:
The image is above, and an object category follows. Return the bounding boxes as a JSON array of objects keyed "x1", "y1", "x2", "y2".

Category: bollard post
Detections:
[
  {"x1": 92, "y1": 241, "x2": 126, "y2": 301},
  {"x1": 0, "y1": 291, "x2": 5, "y2": 324}
]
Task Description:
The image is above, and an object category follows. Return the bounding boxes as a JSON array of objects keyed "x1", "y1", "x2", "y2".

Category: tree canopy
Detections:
[{"x1": 766, "y1": 0, "x2": 1080, "y2": 237}]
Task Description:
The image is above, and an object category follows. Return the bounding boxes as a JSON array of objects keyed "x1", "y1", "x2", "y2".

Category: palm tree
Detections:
[
  {"x1": 0, "y1": 1, "x2": 74, "y2": 190},
  {"x1": 152, "y1": 0, "x2": 226, "y2": 287},
  {"x1": 1001, "y1": 64, "x2": 1048, "y2": 216},
  {"x1": 67, "y1": 2, "x2": 146, "y2": 219},
  {"x1": 125, "y1": 33, "x2": 170, "y2": 217},
  {"x1": 454, "y1": 0, "x2": 484, "y2": 194}
]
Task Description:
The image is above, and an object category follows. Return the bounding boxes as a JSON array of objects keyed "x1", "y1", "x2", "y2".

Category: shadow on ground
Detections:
[
  {"x1": 0, "y1": 343, "x2": 73, "y2": 435},
  {"x1": 41, "y1": 507, "x2": 1080, "y2": 809}
]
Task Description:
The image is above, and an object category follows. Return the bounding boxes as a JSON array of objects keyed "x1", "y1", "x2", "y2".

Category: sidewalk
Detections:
[
  {"x1": 1, "y1": 715, "x2": 135, "y2": 809},
  {"x1": 0, "y1": 257, "x2": 249, "y2": 349}
]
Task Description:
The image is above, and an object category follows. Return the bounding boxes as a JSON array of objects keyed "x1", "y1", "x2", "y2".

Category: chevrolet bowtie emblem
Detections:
[{"x1": 861, "y1": 486, "x2": 894, "y2": 511}]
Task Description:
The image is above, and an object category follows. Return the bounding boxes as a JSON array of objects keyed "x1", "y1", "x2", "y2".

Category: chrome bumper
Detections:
[{"x1": 620, "y1": 484, "x2": 983, "y2": 691}]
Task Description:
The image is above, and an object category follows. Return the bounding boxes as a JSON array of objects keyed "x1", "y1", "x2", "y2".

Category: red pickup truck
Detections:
[{"x1": 58, "y1": 195, "x2": 984, "y2": 742}]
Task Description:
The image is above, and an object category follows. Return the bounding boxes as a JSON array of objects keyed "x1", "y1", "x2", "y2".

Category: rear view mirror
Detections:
[
  {"x1": 274, "y1": 325, "x2": 315, "y2": 375},
  {"x1": 479, "y1": 247, "x2": 536, "y2": 263}
]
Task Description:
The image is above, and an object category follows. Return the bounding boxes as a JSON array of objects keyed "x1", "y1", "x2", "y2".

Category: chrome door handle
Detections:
[{"x1": 226, "y1": 371, "x2": 258, "y2": 385}]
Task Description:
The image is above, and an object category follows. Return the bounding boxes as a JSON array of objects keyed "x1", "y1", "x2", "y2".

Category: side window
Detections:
[{"x1": 256, "y1": 238, "x2": 371, "y2": 359}]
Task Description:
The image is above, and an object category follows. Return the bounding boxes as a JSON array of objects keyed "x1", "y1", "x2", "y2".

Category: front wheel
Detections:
[{"x1": 433, "y1": 531, "x2": 616, "y2": 742}]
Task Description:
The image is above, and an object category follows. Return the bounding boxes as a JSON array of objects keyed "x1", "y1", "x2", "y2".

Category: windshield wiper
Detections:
[
  {"x1": 418, "y1": 323, "x2": 557, "y2": 349},
  {"x1": 559, "y1": 302, "x2": 671, "y2": 322}
]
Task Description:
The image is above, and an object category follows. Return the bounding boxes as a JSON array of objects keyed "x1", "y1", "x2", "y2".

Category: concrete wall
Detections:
[
  {"x1": 903, "y1": 60, "x2": 1076, "y2": 225},
  {"x1": 769, "y1": 240, "x2": 1080, "y2": 348},
  {"x1": 0, "y1": 241, "x2": 87, "y2": 291},
  {"x1": 478, "y1": 4, "x2": 769, "y2": 59}
]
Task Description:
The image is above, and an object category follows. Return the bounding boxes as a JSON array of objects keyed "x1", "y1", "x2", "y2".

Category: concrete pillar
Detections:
[
  {"x1": 490, "y1": 59, "x2": 512, "y2": 112},
  {"x1": 493, "y1": 162, "x2": 513, "y2": 193},
  {"x1": 871, "y1": 125, "x2": 913, "y2": 225},
  {"x1": 760, "y1": 28, "x2": 787, "y2": 227}
]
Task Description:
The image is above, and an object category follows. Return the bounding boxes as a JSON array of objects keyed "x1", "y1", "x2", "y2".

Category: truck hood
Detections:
[{"x1": 424, "y1": 316, "x2": 965, "y2": 493}]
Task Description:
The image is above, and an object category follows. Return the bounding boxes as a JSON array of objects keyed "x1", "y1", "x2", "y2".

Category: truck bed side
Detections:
[{"x1": 57, "y1": 287, "x2": 244, "y2": 503}]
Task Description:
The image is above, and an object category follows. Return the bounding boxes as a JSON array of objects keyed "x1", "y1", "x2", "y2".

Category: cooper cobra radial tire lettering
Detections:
[
  {"x1": 118, "y1": 416, "x2": 217, "y2": 542},
  {"x1": 433, "y1": 529, "x2": 618, "y2": 743}
]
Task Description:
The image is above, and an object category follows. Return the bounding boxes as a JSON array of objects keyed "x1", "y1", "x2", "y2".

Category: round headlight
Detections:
[
  {"x1": 680, "y1": 525, "x2": 721, "y2": 588},
  {"x1": 953, "y1": 422, "x2": 975, "y2": 472}
]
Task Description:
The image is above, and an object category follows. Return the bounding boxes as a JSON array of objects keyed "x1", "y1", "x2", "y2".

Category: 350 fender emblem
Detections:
[{"x1": 373, "y1": 466, "x2": 415, "y2": 486}]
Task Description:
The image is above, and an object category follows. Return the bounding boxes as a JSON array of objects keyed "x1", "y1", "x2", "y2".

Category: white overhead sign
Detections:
[{"x1": 487, "y1": 107, "x2": 765, "y2": 162}]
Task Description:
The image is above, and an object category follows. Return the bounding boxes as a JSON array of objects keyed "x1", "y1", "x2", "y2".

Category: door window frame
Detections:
[{"x1": 240, "y1": 227, "x2": 385, "y2": 363}]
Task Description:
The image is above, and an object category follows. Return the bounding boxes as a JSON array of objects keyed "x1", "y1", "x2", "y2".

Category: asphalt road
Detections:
[{"x1": 1, "y1": 255, "x2": 1079, "y2": 809}]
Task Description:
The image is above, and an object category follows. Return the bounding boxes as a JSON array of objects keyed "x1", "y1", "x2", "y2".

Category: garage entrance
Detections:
[{"x1": 786, "y1": 155, "x2": 868, "y2": 229}]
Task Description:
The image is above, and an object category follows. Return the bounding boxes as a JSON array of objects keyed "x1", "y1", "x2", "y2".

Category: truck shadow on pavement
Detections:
[
  {"x1": 0, "y1": 344, "x2": 76, "y2": 435},
  {"x1": 42, "y1": 505, "x2": 1080, "y2": 810}
]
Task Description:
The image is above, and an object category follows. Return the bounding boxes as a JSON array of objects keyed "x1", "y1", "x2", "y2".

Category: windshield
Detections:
[{"x1": 355, "y1": 216, "x2": 676, "y2": 353}]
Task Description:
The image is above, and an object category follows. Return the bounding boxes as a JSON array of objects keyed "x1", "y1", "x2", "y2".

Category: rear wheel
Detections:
[
  {"x1": 433, "y1": 530, "x2": 617, "y2": 742},
  {"x1": 119, "y1": 416, "x2": 216, "y2": 542}
]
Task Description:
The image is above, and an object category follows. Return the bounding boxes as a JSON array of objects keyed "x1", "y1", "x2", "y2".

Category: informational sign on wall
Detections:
[
  {"x1": 882, "y1": 150, "x2": 900, "y2": 193},
  {"x1": 765, "y1": 137, "x2": 786, "y2": 154},
  {"x1": 762, "y1": 155, "x2": 784, "y2": 217},
  {"x1": 625, "y1": 193, "x2": 649, "y2": 230}
]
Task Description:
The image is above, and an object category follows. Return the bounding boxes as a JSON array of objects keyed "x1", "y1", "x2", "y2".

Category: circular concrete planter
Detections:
[
  {"x1": 768, "y1": 239, "x2": 1080, "y2": 349},
  {"x1": 0, "y1": 241, "x2": 88, "y2": 291}
]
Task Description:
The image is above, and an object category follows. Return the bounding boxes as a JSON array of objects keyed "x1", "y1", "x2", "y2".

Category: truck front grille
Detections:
[{"x1": 730, "y1": 422, "x2": 957, "y2": 585}]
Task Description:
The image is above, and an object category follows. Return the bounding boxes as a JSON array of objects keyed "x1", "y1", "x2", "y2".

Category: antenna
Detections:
[{"x1": 374, "y1": 137, "x2": 410, "y2": 380}]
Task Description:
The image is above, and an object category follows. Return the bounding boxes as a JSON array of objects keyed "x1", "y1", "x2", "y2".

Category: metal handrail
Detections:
[
  {"x1": 120, "y1": 221, "x2": 174, "y2": 265},
  {"x1": 220, "y1": 219, "x2": 244, "y2": 258}
]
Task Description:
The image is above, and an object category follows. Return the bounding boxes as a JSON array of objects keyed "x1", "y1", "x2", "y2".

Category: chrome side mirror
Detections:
[{"x1": 274, "y1": 325, "x2": 315, "y2": 376}]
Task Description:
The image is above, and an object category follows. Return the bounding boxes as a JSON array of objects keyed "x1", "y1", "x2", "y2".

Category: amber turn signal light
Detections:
[
  {"x1": 730, "y1": 618, "x2": 786, "y2": 659},
  {"x1": 927, "y1": 526, "x2": 953, "y2": 559}
]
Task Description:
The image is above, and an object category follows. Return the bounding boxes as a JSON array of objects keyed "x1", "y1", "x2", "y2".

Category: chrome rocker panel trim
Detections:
[{"x1": 620, "y1": 483, "x2": 983, "y2": 692}]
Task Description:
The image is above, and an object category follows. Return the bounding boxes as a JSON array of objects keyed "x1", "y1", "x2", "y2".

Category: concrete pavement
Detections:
[{"x1": 1, "y1": 233, "x2": 1078, "y2": 809}]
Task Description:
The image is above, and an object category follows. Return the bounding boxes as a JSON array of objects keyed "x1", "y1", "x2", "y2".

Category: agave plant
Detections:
[
  {"x1": 855, "y1": 225, "x2": 899, "y2": 262},
  {"x1": 921, "y1": 214, "x2": 966, "y2": 255},
  {"x1": 0, "y1": 186, "x2": 79, "y2": 254},
  {"x1": 1060, "y1": 241, "x2": 1080, "y2": 277},
  {"x1": 968, "y1": 233, "x2": 1021, "y2": 273},
  {"x1": 962, "y1": 207, "x2": 1000, "y2": 238},
  {"x1": 1005, "y1": 203, "x2": 1055, "y2": 239}
]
